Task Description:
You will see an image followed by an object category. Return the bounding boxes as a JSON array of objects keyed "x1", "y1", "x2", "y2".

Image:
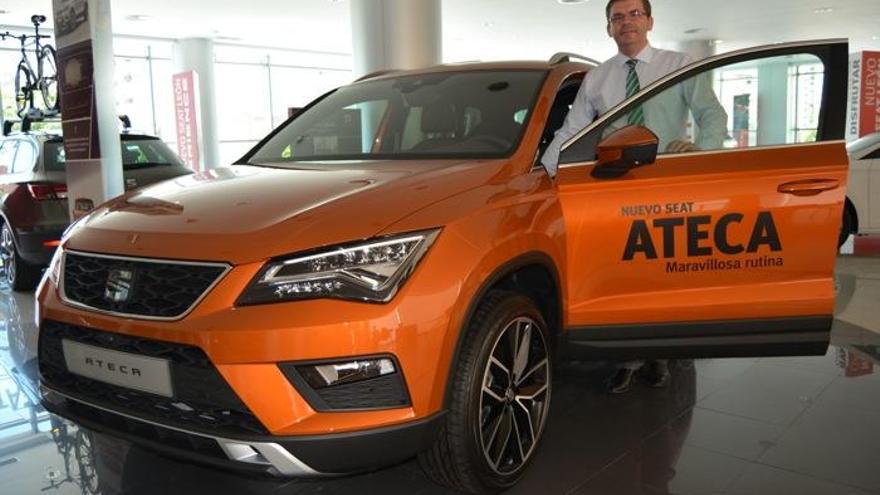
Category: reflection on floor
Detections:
[{"x1": 1, "y1": 255, "x2": 879, "y2": 495}]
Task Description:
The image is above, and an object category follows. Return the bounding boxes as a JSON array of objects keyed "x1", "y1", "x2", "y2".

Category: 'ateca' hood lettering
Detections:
[{"x1": 623, "y1": 212, "x2": 781, "y2": 261}]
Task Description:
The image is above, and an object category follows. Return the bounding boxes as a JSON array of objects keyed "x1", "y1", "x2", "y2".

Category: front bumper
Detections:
[{"x1": 42, "y1": 385, "x2": 444, "y2": 476}]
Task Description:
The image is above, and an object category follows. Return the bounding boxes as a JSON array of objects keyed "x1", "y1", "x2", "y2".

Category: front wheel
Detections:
[
  {"x1": 419, "y1": 291, "x2": 552, "y2": 494},
  {"x1": 0, "y1": 223, "x2": 41, "y2": 291},
  {"x1": 38, "y1": 45, "x2": 60, "y2": 112},
  {"x1": 838, "y1": 205, "x2": 854, "y2": 249},
  {"x1": 14, "y1": 62, "x2": 34, "y2": 117}
]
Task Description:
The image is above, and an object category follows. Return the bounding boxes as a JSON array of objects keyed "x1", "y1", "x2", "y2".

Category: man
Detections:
[
  {"x1": 543, "y1": 0, "x2": 727, "y2": 394},
  {"x1": 541, "y1": 0, "x2": 727, "y2": 177}
]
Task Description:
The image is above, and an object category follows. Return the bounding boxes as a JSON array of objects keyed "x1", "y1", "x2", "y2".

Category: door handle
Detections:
[{"x1": 777, "y1": 179, "x2": 840, "y2": 196}]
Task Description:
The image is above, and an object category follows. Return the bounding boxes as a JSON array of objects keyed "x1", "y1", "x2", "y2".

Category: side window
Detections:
[
  {"x1": 562, "y1": 52, "x2": 830, "y2": 163},
  {"x1": 0, "y1": 141, "x2": 16, "y2": 175},
  {"x1": 540, "y1": 75, "x2": 584, "y2": 154},
  {"x1": 12, "y1": 141, "x2": 37, "y2": 173}
]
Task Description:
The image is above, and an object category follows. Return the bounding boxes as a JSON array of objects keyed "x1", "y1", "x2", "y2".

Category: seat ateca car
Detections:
[
  {"x1": 843, "y1": 132, "x2": 880, "y2": 243},
  {"x1": 36, "y1": 39, "x2": 849, "y2": 493},
  {"x1": 0, "y1": 132, "x2": 191, "y2": 291}
]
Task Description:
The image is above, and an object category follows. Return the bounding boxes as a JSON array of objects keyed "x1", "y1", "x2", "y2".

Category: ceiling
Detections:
[{"x1": 1, "y1": 0, "x2": 878, "y2": 62}]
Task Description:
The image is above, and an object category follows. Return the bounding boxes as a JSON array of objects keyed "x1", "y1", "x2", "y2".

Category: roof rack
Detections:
[
  {"x1": 549, "y1": 52, "x2": 601, "y2": 66},
  {"x1": 354, "y1": 69, "x2": 400, "y2": 82}
]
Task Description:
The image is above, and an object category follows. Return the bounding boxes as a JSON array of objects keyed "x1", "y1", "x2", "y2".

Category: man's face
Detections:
[{"x1": 607, "y1": 0, "x2": 653, "y2": 50}]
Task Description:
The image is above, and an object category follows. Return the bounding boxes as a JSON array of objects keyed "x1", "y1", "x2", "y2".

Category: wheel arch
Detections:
[
  {"x1": 441, "y1": 251, "x2": 563, "y2": 408},
  {"x1": 844, "y1": 196, "x2": 859, "y2": 235}
]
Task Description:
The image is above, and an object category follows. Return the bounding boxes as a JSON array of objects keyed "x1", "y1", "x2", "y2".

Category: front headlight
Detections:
[{"x1": 237, "y1": 228, "x2": 441, "y2": 305}]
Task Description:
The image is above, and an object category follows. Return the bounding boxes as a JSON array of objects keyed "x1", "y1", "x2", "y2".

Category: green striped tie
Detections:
[{"x1": 625, "y1": 59, "x2": 645, "y2": 126}]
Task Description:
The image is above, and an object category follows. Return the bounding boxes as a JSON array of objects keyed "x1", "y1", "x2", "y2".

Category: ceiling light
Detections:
[
  {"x1": 557, "y1": 0, "x2": 588, "y2": 4},
  {"x1": 813, "y1": 7, "x2": 833, "y2": 14},
  {"x1": 124, "y1": 14, "x2": 151, "y2": 22},
  {"x1": 873, "y1": 36, "x2": 880, "y2": 41},
  {"x1": 683, "y1": 28, "x2": 704, "y2": 34},
  {"x1": 482, "y1": 21, "x2": 494, "y2": 29},
  {"x1": 712, "y1": 39, "x2": 724, "y2": 45}
]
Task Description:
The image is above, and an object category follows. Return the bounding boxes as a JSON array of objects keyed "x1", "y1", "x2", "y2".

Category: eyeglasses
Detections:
[{"x1": 609, "y1": 10, "x2": 648, "y2": 23}]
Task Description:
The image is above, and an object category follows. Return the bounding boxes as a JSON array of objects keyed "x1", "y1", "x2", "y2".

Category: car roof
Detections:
[
  {"x1": 355, "y1": 60, "x2": 592, "y2": 84},
  {"x1": 846, "y1": 132, "x2": 880, "y2": 159}
]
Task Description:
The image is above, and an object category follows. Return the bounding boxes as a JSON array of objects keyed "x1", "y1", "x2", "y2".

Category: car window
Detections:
[
  {"x1": 11, "y1": 141, "x2": 36, "y2": 173},
  {"x1": 864, "y1": 148, "x2": 880, "y2": 160},
  {"x1": 0, "y1": 140, "x2": 18, "y2": 174},
  {"x1": 562, "y1": 52, "x2": 829, "y2": 163},
  {"x1": 44, "y1": 138, "x2": 184, "y2": 171},
  {"x1": 248, "y1": 70, "x2": 547, "y2": 163}
]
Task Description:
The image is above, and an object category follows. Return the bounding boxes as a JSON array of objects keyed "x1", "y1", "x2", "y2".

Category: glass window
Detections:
[
  {"x1": 0, "y1": 140, "x2": 18, "y2": 173},
  {"x1": 215, "y1": 62, "x2": 273, "y2": 141},
  {"x1": 44, "y1": 138, "x2": 183, "y2": 171},
  {"x1": 563, "y1": 53, "x2": 826, "y2": 163},
  {"x1": 220, "y1": 141, "x2": 257, "y2": 165},
  {"x1": 788, "y1": 63, "x2": 824, "y2": 143},
  {"x1": 114, "y1": 57, "x2": 156, "y2": 134},
  {"x1": 151, "y1": 59, "x2": 176, "y2": 145},
  {"x1": 270, "y1": 66, "x2": 353, "y2": 127},
  {"x1": 12, "y1": 141, "x2": 36, "y2": 173},
  {"x1": 248, "y1": 70, "x2": 546, "y2": 163}
]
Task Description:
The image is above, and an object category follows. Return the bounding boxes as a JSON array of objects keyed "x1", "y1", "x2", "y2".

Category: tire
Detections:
[
  {"x1": 838, "y1": 204, "x2": 854, "y2": 249},
  {"x1": 39, "y1": 45, "x2": 59, "y2": 112},
  {"x1": 0, "y1": 223, "x2": 41, "y2": 291},
  {"x1": 14, "y1": 62, "x2": 33, "y2": 117},
  {"x1": 419, "y1": 290, "x2": 552, "y2": 494}
]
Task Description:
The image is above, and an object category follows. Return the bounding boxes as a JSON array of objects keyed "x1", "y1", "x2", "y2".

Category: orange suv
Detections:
[{"x1": 37, "y1": 39, "x2": 849, "y2": 493}]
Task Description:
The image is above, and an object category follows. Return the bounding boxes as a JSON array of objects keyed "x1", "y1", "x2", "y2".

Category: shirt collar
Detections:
[{"x1": 616, "y1": 45, "x2": 655, "y2": 66}]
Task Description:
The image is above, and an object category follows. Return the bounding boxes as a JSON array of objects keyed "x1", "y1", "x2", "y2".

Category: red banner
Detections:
[
  {"x1": 173, "y1": 71, "x2": 200, "y2": 171},
  {"x1": 859, "y1": 51, "x2": 880, "y2": 137}
]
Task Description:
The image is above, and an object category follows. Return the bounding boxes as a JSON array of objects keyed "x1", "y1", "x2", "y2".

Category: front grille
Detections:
[
  {"x1": 39, "y1": 319, "x2": 268, "y2": 436},
  {"x1": 62, "y1": 251, "x2": 228, "y2": 319}
]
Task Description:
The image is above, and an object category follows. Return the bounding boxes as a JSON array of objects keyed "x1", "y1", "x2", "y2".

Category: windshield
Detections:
[
  {"x1": 246, "y1": 70, "x2": 547, "y2": 163},
  {"x1": 44, "y1": 137, "x2": 184, "y2": 171}
]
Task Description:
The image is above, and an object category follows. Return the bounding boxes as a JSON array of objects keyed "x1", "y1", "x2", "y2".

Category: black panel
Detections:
[
  {"x1": 279, "y1": 358, "x2": 411, "y2": 412},
  {"x1": 562, "y1": 316, "x2": 832, "y2": 360},
  {"x1": 63, "y1": 252, "x2": 225, "y2": 318},
  {"x1": 39, "y1": 320, "x2": 268, "y2": 436}
]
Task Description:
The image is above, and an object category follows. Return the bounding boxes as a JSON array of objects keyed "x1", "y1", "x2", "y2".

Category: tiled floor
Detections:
[{"x1": 1, "y1": 254, "x2": 879, "y2": 495}]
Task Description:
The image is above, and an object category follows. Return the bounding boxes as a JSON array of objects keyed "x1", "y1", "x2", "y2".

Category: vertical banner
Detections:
[
  {"x1": 53, "y1": 0, "x2": 103, "y2": 219},
  {"x1": 173, "y1": 71, "x2": 201, "y2": 171},
  {"x1": 847, "y1": 54, "x2": 862, "y2": 141},
  {"x1": 858, "y1": 51, "x2": 880, "y2": 138}
]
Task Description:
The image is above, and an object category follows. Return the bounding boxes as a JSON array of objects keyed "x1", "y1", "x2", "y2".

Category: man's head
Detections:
[{"x1": 606, "y1": 0, "x2": 653, "y2": 57}]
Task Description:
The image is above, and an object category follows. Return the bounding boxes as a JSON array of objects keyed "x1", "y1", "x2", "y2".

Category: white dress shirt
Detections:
[{"x1": 542, "y1": 45, "x2": 728, "y2": 176}]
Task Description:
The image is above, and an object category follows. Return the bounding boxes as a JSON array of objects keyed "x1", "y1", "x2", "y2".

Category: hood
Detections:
[{"x1": 66, "y1": 160, "x2": 507, "y2": 264}]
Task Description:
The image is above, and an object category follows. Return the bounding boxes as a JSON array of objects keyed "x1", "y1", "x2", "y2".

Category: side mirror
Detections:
[{"x1": 591, "y1": 125, "x2": 659, "y2": 179}]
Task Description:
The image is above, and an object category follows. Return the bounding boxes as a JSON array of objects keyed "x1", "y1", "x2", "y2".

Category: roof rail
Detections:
[
  {"x1": 354, "y1": 69, "x2": 400, "y2": 82},
  {"x1": 549, "y1": 52, "x2": 601, "y2": 66}
]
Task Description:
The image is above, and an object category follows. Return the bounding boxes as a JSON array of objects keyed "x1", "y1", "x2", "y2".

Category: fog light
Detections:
[{"x1": 297, "y1": 358, "x2": 396, "y2": 389}]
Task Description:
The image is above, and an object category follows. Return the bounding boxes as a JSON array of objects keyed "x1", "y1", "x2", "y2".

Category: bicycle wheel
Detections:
[
  {"x1": 39, "y1": 45, "x2": 60, "y2": 112},
  {"x1": 14, "y1": 61, "x2": 33, "y2": 117}
]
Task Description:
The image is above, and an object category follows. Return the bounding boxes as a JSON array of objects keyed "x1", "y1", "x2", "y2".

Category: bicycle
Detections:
[{"x1": 5, "y1": 15, "x2": 59, "y2": 118}]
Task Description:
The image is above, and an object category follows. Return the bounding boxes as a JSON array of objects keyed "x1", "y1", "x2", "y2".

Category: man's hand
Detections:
[{"x1": 665, "y1": 140, "x2": 700, "y2": 153}]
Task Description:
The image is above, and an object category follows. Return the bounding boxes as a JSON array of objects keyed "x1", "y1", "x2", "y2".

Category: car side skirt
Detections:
[{"x1": 562, "y1": 316, "x2": 831, "y2": 360}]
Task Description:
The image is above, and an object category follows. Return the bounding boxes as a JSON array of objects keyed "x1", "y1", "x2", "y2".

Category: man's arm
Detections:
[
  {"x1": 683, "y1": 72, "x2": 728, "y2": 150},
  {"x1": 541, "y1": 73, "x2": 599, "y2": 177}
]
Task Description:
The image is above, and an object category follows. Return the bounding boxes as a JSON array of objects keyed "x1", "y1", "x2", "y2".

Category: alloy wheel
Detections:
[
  {"x1": 479, "y1": 316, "x2": 550, "y2": 476},
  {"x1": 0, "y1": 225, "x2": 16, "y2": 285}
]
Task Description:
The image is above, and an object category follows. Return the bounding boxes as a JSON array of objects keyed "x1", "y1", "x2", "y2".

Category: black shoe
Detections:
[
  {"x1": 607, "y1": 368, "x2": 638, "y2": 394},
  {"x1": 641, "y1": 361, "x2": 670, "y2": 388}
]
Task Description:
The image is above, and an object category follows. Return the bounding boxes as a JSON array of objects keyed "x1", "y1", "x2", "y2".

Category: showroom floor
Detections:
[{"x1": 0, "y1": 253, "x2": 878, "y2": 495}]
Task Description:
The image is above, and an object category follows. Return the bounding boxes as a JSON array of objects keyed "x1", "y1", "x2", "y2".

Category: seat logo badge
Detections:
[{"x1": 105, "y1": 269, "x2": 134, "y2": 303}]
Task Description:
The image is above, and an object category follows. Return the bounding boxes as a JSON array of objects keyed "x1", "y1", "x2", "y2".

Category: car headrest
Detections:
[{"x1": 421, "y1": 101, "x2": 457, "y2": 134}]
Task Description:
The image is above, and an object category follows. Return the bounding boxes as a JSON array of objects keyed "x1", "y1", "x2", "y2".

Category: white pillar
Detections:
[
  {"x1": 52, "y1": 0, "x2": 124, "y2": 219},
  {"x1": 757, "y1": 63, "x2": 789, "y2": 146},
  {"x1": 350, "y1": 0, "x2": 442, "y2": 78},
  {"x1": 88, "y1": 0, "x2": 124, "y2": 201},
  {"x1": 172, "y1": 38, "x2": 221, "y2": 169}
]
